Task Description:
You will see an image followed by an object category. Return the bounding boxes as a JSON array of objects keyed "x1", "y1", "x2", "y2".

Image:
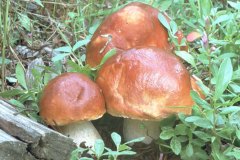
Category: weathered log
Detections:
[
  {"x1": 0, "y1": 129, "x2": 35, "y2": 160},
  {"x1": 0, "y1": 100, "x2": 76, "y2": 160}
]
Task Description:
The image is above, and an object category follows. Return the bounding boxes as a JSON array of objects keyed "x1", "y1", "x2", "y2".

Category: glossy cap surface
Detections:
[
  {"x1": 96, "y1": 47, "x2": 194, "y2": 120},
  {"x1": 86, "y1": 2, "x2": 170, "y2": 67},
  {"x1": 40, "y1": 73, "x2": 105, "y2": 126}
]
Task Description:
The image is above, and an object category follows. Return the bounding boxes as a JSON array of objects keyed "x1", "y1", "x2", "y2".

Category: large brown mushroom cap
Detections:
[
  {"x1": 86, "y1": 2, "x2": 170, "y2": 67},
  {"x1": 40, "y1": 72, "x2": 105, "y2": 126},
  {"x1": 96, "y1": 47, "x2": 194, "y2": 120}
]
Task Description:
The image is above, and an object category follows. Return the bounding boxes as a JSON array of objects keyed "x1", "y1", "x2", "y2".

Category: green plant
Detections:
[
  {"x1": 157, "y1": 0, "x2": 240, "y2": 159},
  {"x1": 71, "y1": 132, "x2": 144, "y2": 160},
  {"x1": 54, "y1": 39, "x2": 117, "y2": 80},
  {"x1": 0, "y1": 62, "x2": 55, "y2": 122},
  {"x1": 1, "y1": 0, "x2": 10, "y2": 91}
]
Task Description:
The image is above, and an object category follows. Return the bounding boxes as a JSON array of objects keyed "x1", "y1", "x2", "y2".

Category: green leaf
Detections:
[
  {"x1": 186, "y1": 143, "x2": 193, "y2": 157},
  {"x1": 0, "y1": 57, "x2": 11, "y2": 64},
  {"x1": 79, "y1": 158, "x2": 94, "y2": 160},
  {"x1": 71, "y1": 147, "x2": 89, "y2": 160},
  {"x1": 235, "y1": 40, "x2": 240, "y2": 45},
  {"x1": 8, "y1": 99, "x2": 25, "y2": 109},
  {"x1": 72, "y1": 39, "x2": 90, "y2": 52},
  {"x1": 190, "y1": 90, "x2": 211, "y2": 110},
  {"x1": 170, "y1": 137, "x2": 181, "y2": 155},
  {"x1": 43, "y1": 72, "x2": 53, "y2": 85},
  {"x1": 159, "y1": 0, "x2": 172, "y2": 11},
  {"x1": 89, "y1": 21, "x2": 101, "y2": 35},
  {"x1": 209, "y1": 39, "x2": 230, "y2": 45},
  {"x1": 67, "y1": 12, "x2": 76, "y2": 19},
  {"x1": 214, "y1": 58, "x2": 233, "y2": 100},
  {"x1": 94, "y1": 139, "x2": 105, "y2": 158},
  {"x1": 118, "y1": 144, "x2": 131, "y2": 152},
  {"x1": 205, "y1": 109, "x2": 214, "y2": 124},
  {"x1": 175, "y1": 51, "x2": 196, "y2": 67},
  {"x1": 170, "y1": 20, "x2": 178, "y2": 35},
  {"x1": 189, "y1": 0, "x2": 199, "y2": 18},
  {"x1": 160, "y1": 129, "x2": 175, "y2": 140},
  {"x1": 124, "y1": 137, "x2": 145, "y2": 145},
  {"x1": 229, "y1": 83, "x2": 240, "y2": 93},
  {"x1": 16, "y1": 63, "x2": 27, "y2": 89},
  {"x1": 227, "y1": 148, "x2": 240, "y2": 159},
  {"x1": 185, "y1": 116, "x2": 201, "y2": 122},
  {"x1": 193, "y1": 131, "x2": 211, "y2": 141},
  {"x1": 213, "y1": 14, "x2": 233, "y2": 25},
  {"x1": 34, "y1": 0, "x2": 44, "y2": 7},
  {"x1": 159, "y1": 115, "x2": 177, "y2": 127},
  {"x1": 67, "y1": 60, "x2": 93, "y2": 77},
  {"x1": 175, "y1": 124, "x2": 187, "y2": 136},
  {"x1": 199, "y1": 0, "x2": 212, "y2": 18},
  {"x1": 218, "y1": 53, "x2": 238, "y2": 60},
  {"x1": 217, "y1": 127, "x2": 235, "y2": 140},
  {"x1": 236, "y1": 130, "x2": 240, "y2": 140},
  {"x1": 178, "y1": 113, "x2": 187, "y2": 123},
  {"x1": 177, "y1": 136, "x2": 188, "y2": 143},
  {"x1": 51, "y1": 53, "x2": 70, "y2": 62},
  {"x1": 195, "y1": 79, "x2": 210, "y2": 96},
  {"x1": 104, "y1": 150, "x2": 136, "y2": 157},
  {"x1": 228, "y1": 1, "x2": 240, "y2": 10},
  {"x1": 192, "y1": 138, "x2": 206, "y2": 147},
  {"x1": 216, "y1": 114, "x2": 225, "y2": 126},
  {"x1": 158, "y1": 13, "x2": 170, "y2": 31},
  {"x1": 211, "y1": 138, "x2": 226, "y2": 159},
  {"x1": 99, "y1": 49, "x2": 117, "y2": 66},
  {"x1": 219, "y1": 106, "x2": 240, "y2": 114},
  {"x1": 116, "y1": 150, "x2": 136, "y2": 156},
  {"x1": 18, "y1": 13, "x2": 31, "y2": 31},
  {"x1": 111, "y1": 132, "x2": 121, "y2": 148},
  {"x1": 0, "y1": 89, "x2": 24, "y2": 98},
  {"x1": 54, "y1": 46, "x2": 72, "y2": 53},
  {"x1": 194, "y1": 118, "x2": 213, "y2": 129}
]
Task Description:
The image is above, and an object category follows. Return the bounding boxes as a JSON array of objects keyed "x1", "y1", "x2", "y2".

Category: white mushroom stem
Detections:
[
  {"x1": 57, "y1": 121, "x2": 102, "y2": 147},
  {"x1": 123, "y1": 119, "x2": 160, "y2": 145}
]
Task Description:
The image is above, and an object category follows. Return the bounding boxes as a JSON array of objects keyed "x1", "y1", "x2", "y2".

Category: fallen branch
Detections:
[{"x1": 0, "y1": 100, "x2": 76, "y2": 160}]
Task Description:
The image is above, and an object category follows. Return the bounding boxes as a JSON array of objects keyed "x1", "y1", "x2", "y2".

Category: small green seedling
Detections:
[{"x1": 71, "y1": 132, "x2": 144, "y2": 160}]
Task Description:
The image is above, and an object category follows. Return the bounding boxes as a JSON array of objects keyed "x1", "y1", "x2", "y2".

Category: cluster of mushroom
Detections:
[
  {"x1": 87, "y1": 2, "x2": 204, "y2": 144},
  {"x1": 39, "y1": 2, "x2": 204, "y2": 147}
]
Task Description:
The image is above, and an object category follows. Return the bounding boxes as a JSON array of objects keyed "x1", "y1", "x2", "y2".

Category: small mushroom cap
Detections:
[
  {"x1": 96, "y1": 47, "x2": 194, "y2": 120},
  {"x1": 40, "y1": 73, "x2": 106, "y2": 126},
  {"x1": 86, "y1": 2, "x2": 170, "y2": 67}
]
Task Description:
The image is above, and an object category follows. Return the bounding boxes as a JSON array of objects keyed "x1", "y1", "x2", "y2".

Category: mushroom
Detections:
[
  {"x1": 96, "y1": 47, "x2": 196, "y2": 144},
  {"x1": 86, "y1": 2, "x2": 170, "y2": 67},
  {"x1": 175, "y1": 30, "x2": 188, "y2": 51},
  {"x1": 39, "y1": 72, "x2": 105, "y2": 147}
]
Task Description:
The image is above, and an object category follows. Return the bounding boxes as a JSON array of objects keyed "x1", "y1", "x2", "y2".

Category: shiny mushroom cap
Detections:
[
  {"x1": 40, "y1": 72, "x2": 106, "y2": 126},
  {"x1": 96, "y1": 47, "x2": 194, "y2": 120},
  {"x1": 86, "y1": 2, "x2": 170, "y2": 67}
]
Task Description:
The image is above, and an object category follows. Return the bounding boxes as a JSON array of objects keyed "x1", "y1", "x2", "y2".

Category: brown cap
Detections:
[
  {"x1": 96, "y1": 47, "x2": 194, "y2": 120},
  {"x1": 39, "y1": 73, "x2": 105, "y2": 126},
  {"x1": 86, "y1": 2, "x2": 170, "y2": 67},
  {"x1": 175, "y1": 30, "x2": 188, "y2": 51}
]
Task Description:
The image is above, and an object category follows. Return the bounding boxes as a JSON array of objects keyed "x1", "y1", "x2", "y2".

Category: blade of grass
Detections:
[{"x1": 1, "y1": 0, "x2": 10, "y2": 92}]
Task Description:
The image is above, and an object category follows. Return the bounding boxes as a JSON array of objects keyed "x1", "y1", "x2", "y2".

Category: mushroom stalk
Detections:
[
  {"x1": 58, "y1": 121, "x2": 102, "y2": 147},
  {"x1": 123, "y1": 119, "x2": 160, "y2": 144}
]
